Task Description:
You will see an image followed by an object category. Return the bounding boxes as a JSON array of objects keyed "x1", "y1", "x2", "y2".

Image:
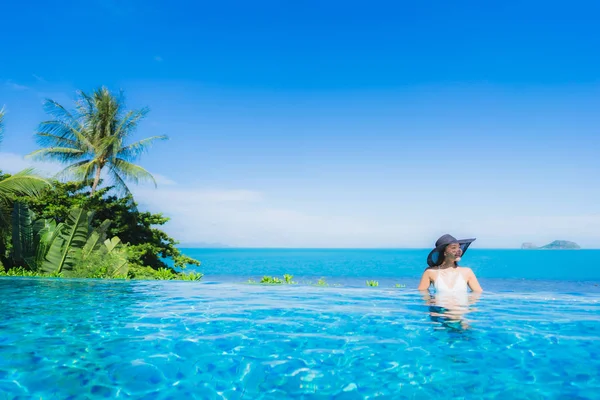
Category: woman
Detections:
[{"x1": 417, "y1": 234, "x2": 483, "y2": 292}]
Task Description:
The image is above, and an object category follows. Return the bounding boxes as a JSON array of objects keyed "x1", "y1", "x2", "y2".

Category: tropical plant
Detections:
[
  {"x1": 256, "y1": 274, "x2": 298, "y2": 284},
  {"x1": 11, "y1": 203, "x2": 129, "y2": 277},
  {"x1": 260, "y1": 275, "x2": 283, "y2": 284},
  {"x1": 178, "y1": 271, "x2": 204, "y2": 281},
  {"x1": 27, "y1": 87, "x2": 167, "y2": 196},
  {"x1": 0, "y1": 108, "x2": 50, "y2": 267},
  {"x1": 314, "y1": 277, "x2": 328, "y2": 287},
  {"x1": 154, "y1": 267, "x2": 175, "y2": 280},
  {"x1": 366, "y1": 280, "x2": 379, "y2": 287}
]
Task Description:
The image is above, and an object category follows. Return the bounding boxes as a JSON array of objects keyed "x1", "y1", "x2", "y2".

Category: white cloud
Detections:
[
  {"x1": 32, "y1": 74, "x2": 46, "y2": 83},
  {"x1": 5, "y1": 80, "x2": 29, "y2": 91},
  {"x1": 0, "y1": 152, "x2": 62, "y2": 176},
  {"x1": 131, "y1": 184, "x2": 430, "y2": 248},
  {"x1": 130, "y1": 180, "x2": 600, "y2": 248},
  {"x1": 1, "y1": 151, "x2": 598, "y2": 248},
  {"x1": 154, "y1": 56, "x2": 163, "y2": 62},
  {"x1": 152, "y1": 173, "x2": 176, "y2": 186}
]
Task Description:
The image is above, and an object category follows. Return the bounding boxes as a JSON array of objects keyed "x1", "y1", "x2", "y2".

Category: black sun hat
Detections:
[{"x1": 426, "y1": 234, "x2": 476, "y2": 267}]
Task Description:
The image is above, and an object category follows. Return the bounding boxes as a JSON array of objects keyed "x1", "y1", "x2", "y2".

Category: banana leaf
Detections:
[
  {"x1": 81, "y1": 219, "x2": 112, "y2": 260},
  {"x1": 41, "y1": 208, "x2": 91, "y2": 274}
]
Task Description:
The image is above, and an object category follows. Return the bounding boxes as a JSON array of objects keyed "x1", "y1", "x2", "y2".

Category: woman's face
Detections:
[{"x1": 444, "y1": 243, "x2": 463, "y2": 261}]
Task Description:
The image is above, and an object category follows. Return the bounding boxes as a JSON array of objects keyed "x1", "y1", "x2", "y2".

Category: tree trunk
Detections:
[{"x1": 90, "y1": 165, "x2": 102, "y2": 196}]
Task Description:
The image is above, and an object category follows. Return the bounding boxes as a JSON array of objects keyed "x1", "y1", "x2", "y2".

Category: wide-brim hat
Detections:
[{"x1": 427, "y1": 234, "x2": 476, "y2": 267}]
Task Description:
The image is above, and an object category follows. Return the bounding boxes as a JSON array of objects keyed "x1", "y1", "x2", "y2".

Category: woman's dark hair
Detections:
[{"x1": 426, "y1": 246, "x2": 459, "y2": 269}]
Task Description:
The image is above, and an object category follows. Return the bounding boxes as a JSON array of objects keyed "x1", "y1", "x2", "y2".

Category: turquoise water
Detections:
[
  {"x1": 2, "y1": 249, "x2": 600, "y2": 398},
  {"x1": 1, "y1": 278, "x2": 599, "y2": 398},
  {"x1": 180, "y1": 248, "x2": 600, "y2": 285}
]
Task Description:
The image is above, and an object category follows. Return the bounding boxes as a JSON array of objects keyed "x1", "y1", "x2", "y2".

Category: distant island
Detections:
[{"x1": 521, "y1": 240, "x2": 581, "y2": 250}]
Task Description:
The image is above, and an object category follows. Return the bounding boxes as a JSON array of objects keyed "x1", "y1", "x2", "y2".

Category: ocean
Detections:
[{"x1": 179, "y1": 248, "x2": 600, "y2": 290}]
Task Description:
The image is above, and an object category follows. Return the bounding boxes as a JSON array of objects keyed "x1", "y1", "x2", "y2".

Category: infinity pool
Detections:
[{"x1": 1, "y1": 278, "x2": 599, "y2": 399}]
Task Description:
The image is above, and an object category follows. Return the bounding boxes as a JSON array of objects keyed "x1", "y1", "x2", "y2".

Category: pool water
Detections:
[{"x1": 1, "y1": 278, "x2": 599, "y2": 399}]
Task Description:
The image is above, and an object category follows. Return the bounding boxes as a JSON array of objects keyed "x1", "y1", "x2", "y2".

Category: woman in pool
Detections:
[{"x1": 417, "y1": 234, "x2": 483, "y2": 292}]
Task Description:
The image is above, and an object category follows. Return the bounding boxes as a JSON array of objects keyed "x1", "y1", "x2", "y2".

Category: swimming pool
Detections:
[{"x1": 1, "y1": 278, "x2": 599, "y2": 399}]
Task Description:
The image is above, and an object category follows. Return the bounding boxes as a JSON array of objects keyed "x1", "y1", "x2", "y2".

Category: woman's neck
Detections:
[{"x1": 438, "y1": 261, "x2": 455, "y2": 270}]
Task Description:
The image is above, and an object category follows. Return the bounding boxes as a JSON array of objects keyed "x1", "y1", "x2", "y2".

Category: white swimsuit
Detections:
[
  {"x1": 433, "y1": 269, "x2": 468, "y2": 293},
  {"x1": 433, "y1": 269, "x2": 470, "y2": 309}
]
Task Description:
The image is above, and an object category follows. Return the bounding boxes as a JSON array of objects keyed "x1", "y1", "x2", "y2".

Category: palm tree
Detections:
[{"x1": 28, "y1": 87, "x2": 168, "y2": 196}]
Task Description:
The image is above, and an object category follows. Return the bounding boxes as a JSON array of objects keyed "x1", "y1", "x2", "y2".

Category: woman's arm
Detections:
[
  {"x1": 464, "y1": 268, "x2": 483, "y2": 292},
  {"x1": 417, "y1": 270, "x2": 432, "y2": 291}
]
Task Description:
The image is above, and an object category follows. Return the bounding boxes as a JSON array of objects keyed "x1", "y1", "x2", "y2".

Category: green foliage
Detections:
[
  {"x1": 0, "y1": 266, "x2": 62, "y2": 278},
  {"x1": 395, "y1": 283, "x2": 406, "y2": 288},
  {"x1": 68, "y1": 250, "x2": 128, "y2": 279},
  {"x1": 366, "y1": 280, "x2": 379, "y2": 287},
  {"x1": 0, "y1": 267, "x2": 43, "y2": 277},
  {"x1": 0, "y1": 107, "x2": 50, "y2": 263},
  {"x1": 260, "y1": 275, "x2": 283, "y2": 284},
  {"x1": 313, "y1": 277, "x2": 328, "y2": 287},
  {"x1": 41, "y1": 207, "x2": 91, "y2": 274},
  {"x1": 17, "y1": 181, "x2": 200, "y2": 271},
  {"x1": 9, "y1": 203, "x2": 130, "y2": 278},
  {"x1": 177, "y1": 271, "x2": 204, "y2": 281},
  {"x1": 11, "y1": 202, "x2": 36, "y2": 266},
  {"x1": 126, "y1": 266, "x2": 200, "y2": 281},
  {"x1": 154, "y1": 268, "x2": 175, "y2": 280},
  {"x1": 257, "y1": 274, "x2": 297, "y2": 284},
  {"x1": 28, "y1": 87, "x2": 167, "y2": 196}
]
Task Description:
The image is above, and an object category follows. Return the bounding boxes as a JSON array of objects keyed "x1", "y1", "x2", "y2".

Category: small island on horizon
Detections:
[{"x1": 521, "y1": 240, "x2": 581, "y2": 250}]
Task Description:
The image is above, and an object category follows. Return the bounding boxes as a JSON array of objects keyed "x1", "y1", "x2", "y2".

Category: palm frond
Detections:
[
  {"x1": 55, "y1": 159, "x2": 96, "y2": 182},
  {"x1": 34, "y1": 132, "x2": 81, "y2": 149},
  {"x1": 108, "y1": 167, "x2": 133, "y2": 197},
  {"x1": 0, "y1": 168, "x2": 50, "y2": 199},
  {"x1": 37, "y1": 120, "x2": 93, "y2": 151},
  {"x1": 27, "y1": 147, "x2": 86, "y2": 163},
  {"x1": 114, "y1": 107, "x2": 149, "y2": 140},
  {"x1": 112, "y1": 158, "x2": 157, "y2": 187},
  {"x1": 75, "y1": 90, "x2": 95, "y2": 120},
  {"x1": 36, "y1": 121, "x2": 79, "y2": 143},
  {"x1": 117, "y1": 135, "x2": 168, "y2": 160},
  {"x1": 42, "y1": 99, "x2": 79, "y2": 125}
]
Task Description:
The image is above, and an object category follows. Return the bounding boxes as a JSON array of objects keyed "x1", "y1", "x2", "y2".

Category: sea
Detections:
[{"x1": 180, "y1": 248, "x2": 600, "y2": 290}]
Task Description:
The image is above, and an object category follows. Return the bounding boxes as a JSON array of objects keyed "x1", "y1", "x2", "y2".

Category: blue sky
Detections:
[{"x1": 1, "y1": 1, "x2": 599, "y2": 248}]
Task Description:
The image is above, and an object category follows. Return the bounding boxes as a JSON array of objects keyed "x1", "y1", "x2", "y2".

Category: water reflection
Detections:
[{"x1": 421, "y1": 291, "x2": 481, "y2": 331}]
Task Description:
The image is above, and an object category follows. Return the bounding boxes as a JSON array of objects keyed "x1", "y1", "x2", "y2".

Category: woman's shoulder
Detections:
[{"x1": 457, "y1": 266, "x2": 475, "y2": 275}]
